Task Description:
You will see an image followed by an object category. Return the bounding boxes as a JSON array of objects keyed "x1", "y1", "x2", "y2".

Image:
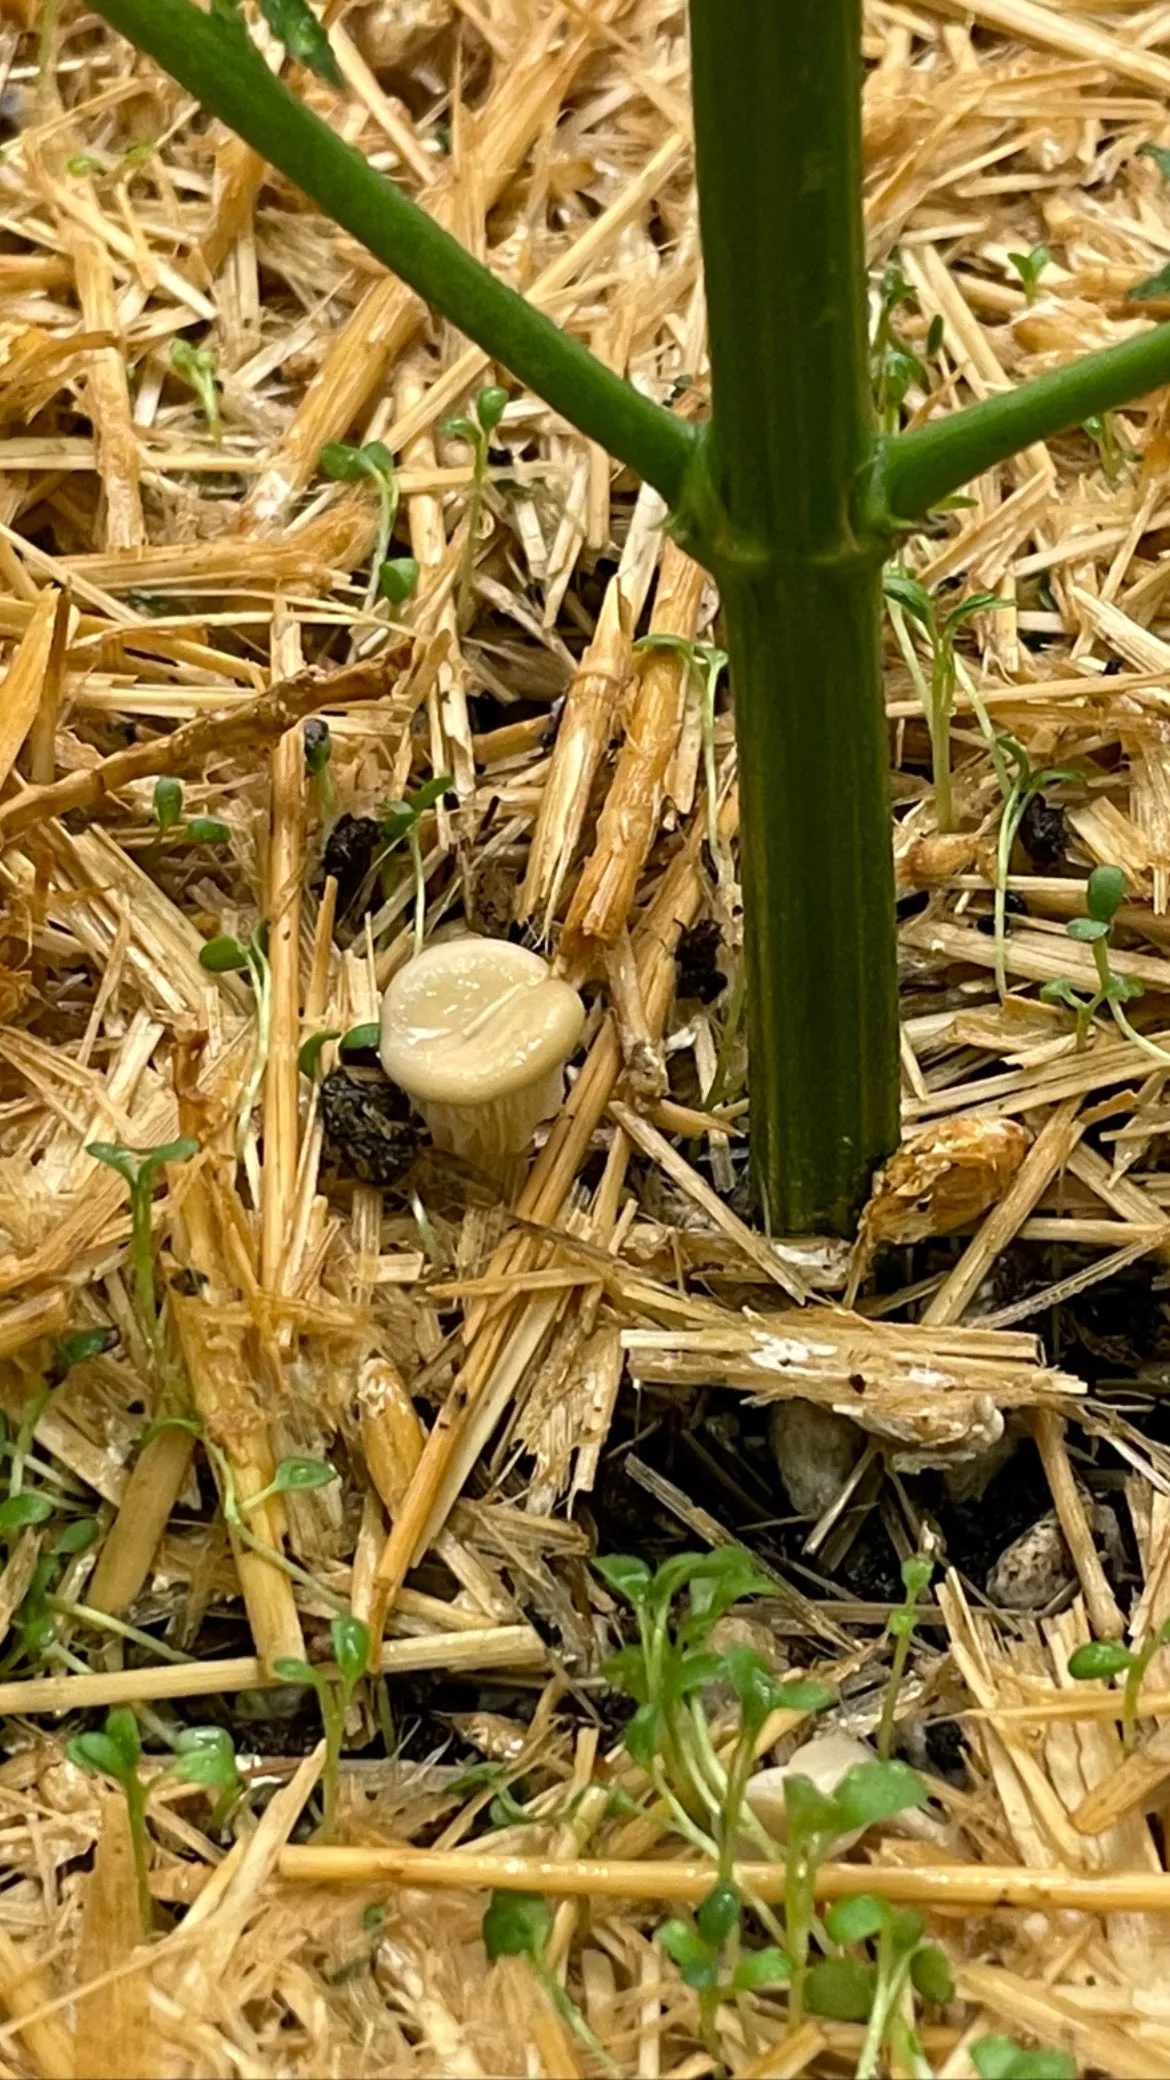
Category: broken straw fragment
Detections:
[{"x1": 379, "y1": 938, "x2": 584, "y2": 1179}]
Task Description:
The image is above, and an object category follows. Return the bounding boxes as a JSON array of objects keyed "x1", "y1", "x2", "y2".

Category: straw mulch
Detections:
[{"x1": 6, "y1": 0, "x2": 1170, "y2": 2072}]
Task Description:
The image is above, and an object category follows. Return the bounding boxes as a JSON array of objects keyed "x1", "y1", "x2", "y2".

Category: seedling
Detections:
[
  {"x1": 318, "y1": 440, "x2": 399, "y2": 606},
  {"x1": 783, "y1": 1760, "x2": 929, "y2": 2022},
  {"x1": 871, "y1": 263, "x2": 924, "y2": 435},
  {"x1": 237, "y1": 1455, "x2": 338, "y2": 1512},
  {"x1": 1068, "y1": 1617, "x2": 1170, "y2": 1752},
  {"x1": 298, "y1": 1028, "x2": 341, "y2": 1080},
  {"x1": 1008, "y1": 245, "x2": 1052, "y2": 303},
  {"x1": 990, "y1": 735, "x2": 1081, "y2": 996},
  {"x1": 439, "y1": 383, "x2": 507, "y2": 620},
  {"x1": 822, "y1": 1891, "x2": 954, "y2": 2077},
  {"x1": 973, "y1": 2035, "x2": 1077, "y2": 2079},
  {"x1": 482, "y1": 1891, "x2": 620, "y2": 2079},
  {"x1": 68, "y1": 1708, "x2": 153, "y2": 1929},
  {"x1": 378, "y1": 555, "x2": 419, "y2": 608},
  {"x1": 1040, "y1": 864, "x2": 1170, "y2": 1064},
  {"x1": 198, "y1": 929, "x2": 273, "y2": 1140},
  {"x1": 1083, "y1": 409, "x2": 1138, "y2": 485},
  {"x1": 170, "y1": 337, "x2": 222, "y2": 443},
  {"x1": 883, "y1": 572, "x2": 1008, "y2": 832},
  {"x1": 67, "y1": 153, "x2": 103, "y2": 176},
  {"x1": 151, "y1": 777, "x2": 229, "y2": 850},
  {"x1": 3, "y1": 1323, "x2": 117, "y2": 1522},
  {"x1": 376, "y1": 772, "x2": 452, "y2": 955},
  {"x1": 877, "y1": 1552, "x2": 933, "y2": 1762},
  {"x1": 169, "y1": 1725, "x2": 244, "y2": 1829},
  {"x1": 256, "y1": 0, "x2": 342, "y2": 83},
  {"x1": 634, "y1": 635, "x2": 729, "y2": 866},
  {"x1": 87, "y1": 1138, "x2": 199, "y2": 1354},
  {"x1": 274, "y1": 1611, "x2": 371, "y2": 1832},
  {"x1": 304, "y1": 718, "x2": 337, "y2": 830},
  {"x1": 1138, "y1": 142, "x2": 1170, "y2": 183}
]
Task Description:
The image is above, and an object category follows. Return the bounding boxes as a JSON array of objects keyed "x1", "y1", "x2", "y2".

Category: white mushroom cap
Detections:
[{"x1": 379, "y1": 938, "x2": 585, "y2": 1177}]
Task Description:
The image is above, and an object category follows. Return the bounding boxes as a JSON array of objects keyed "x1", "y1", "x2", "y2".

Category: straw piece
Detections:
[
  {"x1": 921, "y1": 1098, "x2": 1084, "y2": 1325},
  {"x1": 1033, "y1": 1406, "x2": 1126, "y2": 1639}
]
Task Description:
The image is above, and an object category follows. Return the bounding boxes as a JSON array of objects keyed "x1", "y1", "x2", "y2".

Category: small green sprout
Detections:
[
  {"x1": 123, "y1": 140, "x2": 155, "y2": 168},
  {"x1": 783, "y1": 1761, "x2": 929, "y2": 2023},
  {"x1": 319, "y1": 440, "x2": 399, "y2": 605},
  {"x1": 378, "y1": 772, "x2": 452, "y2": 956},
  {"x1": 339, "y1": 1021, "x2": 381, "y2": 1053},
  {"x1": 990, "y1": 734, "x2": 1081, "y2": 996},
  {"x1": 154, "y1": 776, "x2": 184, "y2": 834},
  {"x1": 440, "y1": 383, "x2": 508, "y2": 620},
  {"x1": 1008, "y1": 245, "x2": 1052, "y2": 303},
  {"x1": 871, "y1": 263, "x2": 925, "y2": 434},
  {"x1": 972, "y1": 2036, "x2": 1077, "y2": 2080},
  {"x1": 883, "y1": 572, "x2": 1008, "y2": 832},
  {"x1": 274, "y1": 1611, "x2": 371, "y2": 1833},
  {"x1": 298, "y1": 1029, "x2": 342, "y2": 1079},
  {"x1": 170, "y1": 338, "x2": 222, "y2": 444},
  {"x1": 185, "y1": 816, "x2": 231, "y2": 845},
  {"x1": 634, "y1": 635, "x2": 729, "y2": 866},
  {"x1": 877, "y1": 1552, "x2": 933, "y2": 1762},
  {"x1": 821, "y1": 1891, "x2": 954, "y2": 2076},
  {"x1": 67, "y1": 153, "x2": 103, "y2": 177},
  {"x1": 1128, "y1": 257, "x2": 1170, "y2": 303},
  {"x1": 1068, "y1": 1617, "x2": 1170, "y2": 1752},
  {"x1": 198, "y1": 931, "x2": 273, "y2": 1141},
  {"x1": 1040, "y1": 864, "x2": 1170, "y2": 1064},
  {"x1": 483, "y1": 1891, "x2": 620, "y2": 2079},
  {"x1": 1083, "y1": 409, "x2": 1138, "y2": 485},
  {"x1": 169, "y1": 1725, "x2": 244, "y2": 1829},
  {"x1": 1138, "y1": 142, "x2": 1170, "y2": 183},
  {"x1": 68, "y1": 1708, "x2": 153, "y2": 1928},
  {"x1": 0, "y1": 1490, "x2": 53, "y2": 1538},
  {"x1": 3, "y1": 1323, "x2": 117, "y2": 1513},
  {"x1": 238, "y1": 1456, "x2": 338, "y2": 1513},
  {"x1": 258, "y1": 0, "x2": 343, "y2": 85},
  {"x1": 304, "y1": 718, "x2": 337, "y2": 830},
  {"x1": 378, "y1": 555, "x2": 420, "y2": 608},
  {"x1": 87, "y1": 1138, "x2": 199, "y2": 1353}
]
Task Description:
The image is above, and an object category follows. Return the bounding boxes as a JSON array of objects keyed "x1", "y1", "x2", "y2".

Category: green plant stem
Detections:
[
  {"x1": 867, "y1": 321, "x2": 1170, "y2": 529},
  {"x1": 9, "y1": 1382, "x2": 49, "y2": 1495},
  {"x1": 688, "y1": 0, "x2": 899, "y2": 1231},
  {"x1": 928, "y1": 645, "x2": 955, "y2": 834},
  {"x1": 531, "y1": 1954, "x2": 622, "y2": 2080},
  {"x1": 877, "y1": 1623, "x2": 915, "y2": 1765},
  {"x1": 88, "y1": 0, "x2": 695, "y2": 512}
]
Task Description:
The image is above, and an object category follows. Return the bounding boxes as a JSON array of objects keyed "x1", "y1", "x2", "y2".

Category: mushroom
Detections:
[{"x1": 379, "y1": 938, "x2": 585, "y2": 1181}]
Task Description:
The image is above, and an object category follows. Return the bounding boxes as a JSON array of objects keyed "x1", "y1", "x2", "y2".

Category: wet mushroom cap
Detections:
[{"x1": 379, "y1": 938, "x2": 584, "y2": 1109}]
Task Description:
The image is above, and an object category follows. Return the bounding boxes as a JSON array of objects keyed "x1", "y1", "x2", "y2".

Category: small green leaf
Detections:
[
  {"x1": 304, "y1": 720, "x2": 332, "y2": 774},
  {"x1": 52, "y1": 1326, "x2": 117, "y2": 1372},
  {"x1": 721, "y1": 1644, "x2": 782, "y2": 1729},
  {"x1": 926, "y1": 313, "x2": 945, "y2": 357},
  {"x1": 1086, "y1": 863, "x2": 1127, "y2": 923},
  {"x1": 594, "y1": 1554, "x2": 653, "y2": 1609},
  {"x1": 298, "y1": 1030, "x2": 341, "y2": 1079},
  {"x1": 1040, "y1": 977, "x2": 1084, "y2": 1011},
  {"x1": 67, "y1": 154, "x2": 103, "y2": 176},
  {"x1": 378, "y1": 557, "x2": 420, "y2": 606},
  {"x1": 185, "y1": 817, "x2": 231, "y2": 845},
  {"x1": 104, "y1": 1708, "x2": 141, "y2": 1771},
  {"x1": 319, "y1": 441, "x2": 365, "y2": 482},
  {"x1": 199, "y1": 935, "x2": 249, "y2": 972},
  {"x1": 1139, "y1": 142, "x2": 1170, "y2": 182},
  {"x1": 258, "y1": 0, "x2": 343, "y2": 86},
  {"x1": 806, "y1": 1956, "x2": 877, "y2": 2022},
  {"x1": 883, "y1": 571, "x2": 934, "y2": 627},
  {"x1": 783, "y1": 1773, "x2": 843, "y2": 1843},
  {"x1": 778, "y1": 1678, "x2": 836, "y2": 1715},
  {"x1": 972, "y1": 2037, "x2": 1077, "y2": 2080},
  {"x1": 124, "y1": 141, "x2": 155, "y2": 166},
  {"x1": 87, "y1": 1141, "x2": 136, "y2": 1187},
  {"x1": 175, "y1": 1725, "x2": 235, "y2": 1759},
  {"x1": 1129, "y1": 258, "x2": 1170, "y2": 302},
  {"x1": 139, "y1": 1138, "x2": 199, "y2": 1181},
  {"x1": 439, "y1": 414, "x2": 478, "y2": 445},
  {"x1": 172, "y1": 1745, "x2": 238, "y2": 1790},
  {"x1": 53, "y1": 1515, "x2": 99, "y2": 1555},
  {"x1": 482, "y1": 1889, "x2": 551, "y2": 1961},
  {"x1": 824, "y1": 1893, "x2": 888, "y2": 1946},
  {"x1": 901, "y1": 1555, "x2": 933, "y2": 1598},
  {"x1": 656, "y1": 1918, "x2": 718, "y2": 1989},
  {"x1": 0, "y1": 1492, "x2": 53, "y2": 1533},
  {"x1": 623, "y1": 1701, "x2": 664, "y2": 1772},
  {"x1": 944, "y1": 590, "x2": 1011, "y2": 632},
  {"x1": 599, "y1": 1646, "x2": 649, "y2": 1704},
  {"x1": 332, "y1": 1611, "x2": 371, "y2": 1687},
  {"x1": 1105, "y1": 971, "x2": 1144, "y2": 1003},
  {"x1": 729, "y1": 1946, "x2": 791, "y2": 1991},
  {"x1": 833, "y1": 1760, "x2": 929, "y2": 1831},
  {"x1": 695, "y1": 1881, "x2": 741, "y2": 1947},
  {"x1": 476, "y1": 385, "x2": 508, "y2": 435},
  {"x1": 910, "y1": 1943, "x2": 955, "y2": 2004},
  {"x1": 273, "y1": 1656, "x2": 316, "y2": 1686},
  {"x1": 339, "y1": 1022, "x2": 380, "y2": 1053},
  {"x1": 68, "y1": 1732, "x2": 128, "y2": 1781},
  {"x1": 1068, "y1": 1640, "x2": 1132, "y2": 1681},
  {"x1": 1065, "y1": 917, "x2": 1108, "y2": 943},
  {"x1": 272, "y1": 1457, "x2": 338, "y2": 1494}
]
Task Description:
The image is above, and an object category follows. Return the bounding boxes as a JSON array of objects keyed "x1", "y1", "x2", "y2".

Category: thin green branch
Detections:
[
  {"x1": 867, "y1": 321, "x2": 1170, "y2": 529},
  {"x1": 88, "y1": 0, "x2": 696, "y2": 511}
]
